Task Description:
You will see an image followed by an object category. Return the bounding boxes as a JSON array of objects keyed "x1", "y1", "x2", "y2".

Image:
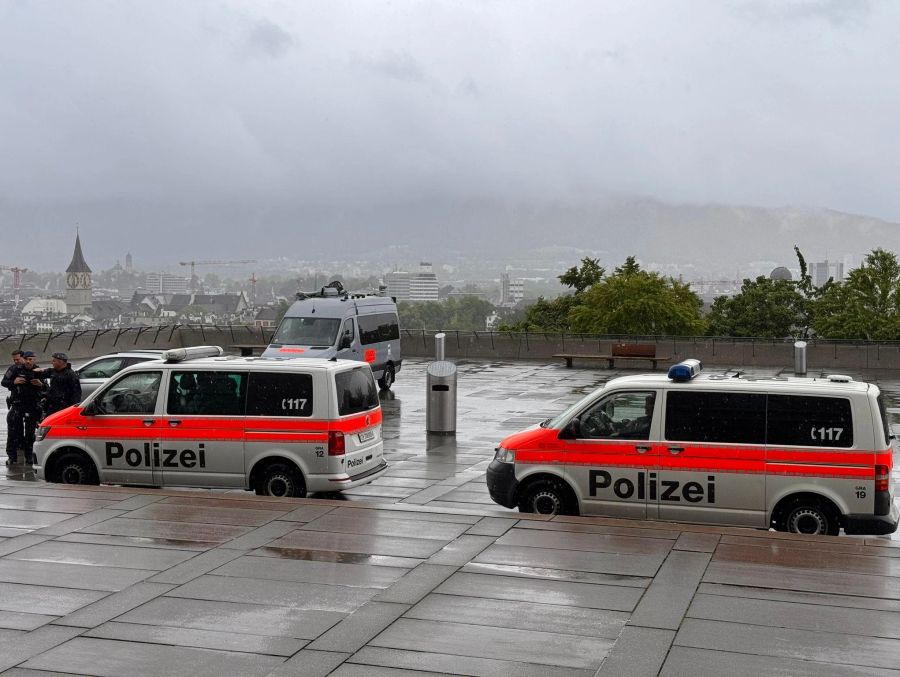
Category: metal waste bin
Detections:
[
  {"x1": 427, "y1": 333, "x2": 457, "y2": 434},
  {"x1": 794, "y1": 340, "x2": 807, "y2": 376}
]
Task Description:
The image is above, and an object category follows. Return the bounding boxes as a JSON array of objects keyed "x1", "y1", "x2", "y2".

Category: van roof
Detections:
[
  {"x1": 286, "y1": 296, "x2": 395, "y2": 314},
  {"x1": 607, "y1": 371, "x2": 871, "y2": 394},
  {"x1": 140, "y1": 356, "x2": 369, "y2": 372}
]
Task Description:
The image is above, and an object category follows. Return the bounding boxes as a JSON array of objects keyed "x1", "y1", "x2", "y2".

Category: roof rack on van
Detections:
[
  {"x1": 162, "y1": 346, "x2": 224, "y2": 363},
  {"x1": 295, "y1": 279, "x2": 389, "y2": 302},
  {"x1": 668, "y1": 359, "x2": 702, "y2": 382}
]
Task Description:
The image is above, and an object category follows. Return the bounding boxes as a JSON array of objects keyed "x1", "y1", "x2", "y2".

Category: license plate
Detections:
[{"x1": 358, "y1": 430, "x2": 375, "y2": 443}]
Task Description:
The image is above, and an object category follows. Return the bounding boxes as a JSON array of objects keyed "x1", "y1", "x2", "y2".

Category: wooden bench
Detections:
[
  {"x1": 230, "y1": 344, "x2": 269, "y2": 357},
  {"x1": 554, "y1": 343, "x2": 669, "y2": 369}
]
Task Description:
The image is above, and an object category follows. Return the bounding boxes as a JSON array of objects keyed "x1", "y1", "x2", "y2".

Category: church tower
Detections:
[{"x1": 65, "y1": 233, "x2": 93, "y2": 315}]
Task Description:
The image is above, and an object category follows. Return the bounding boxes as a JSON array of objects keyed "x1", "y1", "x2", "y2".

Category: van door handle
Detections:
[
  {"x1": 142, "y1": 419, "x2": 155, "y2": 427},
  {"x1": 668, "y1": 446, "x2": 684, "y2": 455},
  {"x1": 635, "y1": 445, "x2": 651, "y2": 454},
  {"x1": 168, "y1": 419, "x2": 182, "y2": 427}
]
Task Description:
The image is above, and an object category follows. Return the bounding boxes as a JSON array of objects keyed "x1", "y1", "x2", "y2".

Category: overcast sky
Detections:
[{"x1": 2, "y1": 0, "x2": 899, "y2": 268}]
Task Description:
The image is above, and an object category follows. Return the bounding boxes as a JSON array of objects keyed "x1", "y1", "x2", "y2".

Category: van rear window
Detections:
[
  {"x1": 336, "y1": 368, "x2": 379, "y2": 416},
  {"x1": 247, "y1": 373, "x2": 313, "y2": 417},
  {"x1": 665, "y1": 391, "x2": 766, "y2": 444},
  {"x1": 358, "y1": 313, "x2": 400, "y2": 345},
  {"x1": 767, "y1": 395, "x2": 853, "y2": 448}
]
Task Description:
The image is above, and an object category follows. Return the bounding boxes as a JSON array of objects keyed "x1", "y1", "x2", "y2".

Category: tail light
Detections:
[
  {"x1": 328, "y1": 431, "x2": 345, "y2": 456},
  {"x1": 876, "y1": 464, "x2": 890, "y2": 492}
]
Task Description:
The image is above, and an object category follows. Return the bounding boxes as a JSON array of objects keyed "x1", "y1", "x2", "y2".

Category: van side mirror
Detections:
[
  {"x1": 339, "y1": 333, "x2": 352, "y2": 350},
  {"x1": 558, "y1": 419, "x2": 580, "y2": 440},
  {"x1": 81, "y1": 403, "x2": 95, "y2": 416}
]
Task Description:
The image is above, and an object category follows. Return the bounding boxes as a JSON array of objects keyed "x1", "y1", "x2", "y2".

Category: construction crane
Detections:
[
  {"x1": 178, "y1": 259, "x2": 256, "y2": 292},
  {"x1": 248, "y1": 273, "x2": 258, "y2": 306},
  {"x1": 0, "y1": 265, "x2": 29, "y2": 308}
]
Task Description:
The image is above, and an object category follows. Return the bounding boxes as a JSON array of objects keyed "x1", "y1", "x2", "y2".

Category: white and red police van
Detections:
[
  {"x1": 487, "y1": 359, "x2": 898, "y2": 536},
  {"x1": 34, "y1": 347, "x2": 387, "y2": 497}
]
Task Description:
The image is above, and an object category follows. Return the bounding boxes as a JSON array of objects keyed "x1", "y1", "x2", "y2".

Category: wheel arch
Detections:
[
  {"x1": 44, "y1": 445, "x2": 98, "y2": 483},
  {"x1": 247, "y1": 455, "x2": 304, "y2": 491},
  {"x1": 516, "y1": 471, "x2": 579, "y2": 515},
  {"x1": 770, "y1": 490, "x2": 844, "y2": 529}
]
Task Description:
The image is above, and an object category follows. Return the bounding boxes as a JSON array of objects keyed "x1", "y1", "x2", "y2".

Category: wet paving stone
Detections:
[
  {"x1": 78, "y1": 517, "x2": 252, "y2": 543},
  {"x1": 168, "y1": 574, "x2": 380, "y2": 612},
  {"x1": 8, "y1": 540, "x2": 197, "y2": 570},
  {"x1": 660, "y1": 646, "x2": 900, "y2": 677},
  {"x1": 496, "y1": 526, "x2": 674, "y2": 555},
  {"x1": 0, "y1": 509, "x2": 77, "y2": 530},
  {"x1": 0, "y1": 582, "x2": 106, "y2": 615},
  {"x1": 22, "y1": 636, "x2": 284, "y2": 677},
  {"x1": 211, "y1": 554, "x2": 408, "y2": 588},
  {"x1": 370, "y1": 618, "x2": 613, "y2": 670},
  {"x1": 117, "y1": 596, "x2": 343, "y2": 639},
  {"x1": 475, "y1": 543, "x2": 665, "y2": 577},
  {"x1": 300, "y1": 512, "x2": 470, "y2": 540},
  {"x1": 0, "y1": 559, "x2": 155, "y2": 591},
  {"x1": 268, "y1": 529, "x2": 450, "y2": 559},
  {"x1": 123, "y1": 503, "x2": 289, "y2": 527}
]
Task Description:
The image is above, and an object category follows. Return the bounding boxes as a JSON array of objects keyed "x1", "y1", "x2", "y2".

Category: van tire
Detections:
[
  {"x1": 53, "y1": 451, "x2": 99, "y2": 486},
  {"x1": 778, "y1": 497, "x2": 840, "y2": 536},
  {"x1": 255, "y1": 462, "x2": 306, "y2": 498},
  {"x1": 518, "y1": 479, "x2": 577, "y2": 516},
  {"x1": 378, "y1": 363, "x2": 395, "y2": 390}
]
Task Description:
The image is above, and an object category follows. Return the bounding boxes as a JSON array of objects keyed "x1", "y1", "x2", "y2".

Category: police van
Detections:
[
  {"x1": 487, "y1": 359, "x2": 898, "y2": 536},
  {"x1": 263, "y1": 282, "x2": 401, "y2": 390},
  {"x1": 33, "y1": 346, "x2": 387, "y2": 497}
]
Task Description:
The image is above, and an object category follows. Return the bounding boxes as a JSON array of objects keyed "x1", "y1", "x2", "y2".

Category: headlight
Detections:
[
  {"x1": 36, "y1": 426, "x2": 50, "y2": 441},
  {"x1": 494, "y1": 447, "x2": 515, "y2": 463}
]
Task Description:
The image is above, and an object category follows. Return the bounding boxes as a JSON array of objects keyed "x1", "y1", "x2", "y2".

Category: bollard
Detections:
[
  {"x1": 426, "y1": 332, "x2": 456, "y2": 434},
  {"x1": 794, "y1": 340, "x2": 807, "y2": 376}
]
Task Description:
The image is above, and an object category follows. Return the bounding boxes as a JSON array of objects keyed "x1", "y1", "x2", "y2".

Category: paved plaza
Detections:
[{"x1": 0, "y1": 359, "x2": 898, "y2": 675}]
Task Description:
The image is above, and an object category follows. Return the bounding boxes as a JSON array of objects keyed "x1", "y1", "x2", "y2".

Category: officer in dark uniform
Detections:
[
  {"x1": 4, "y1": 351, "x2": 46, "y2": 465},
  {"x1": 39, "y1": 352, "x2": 82, "y2": 418},
  {"x1": 2, "y1": 350, "x2": 26, "y2": 465}
]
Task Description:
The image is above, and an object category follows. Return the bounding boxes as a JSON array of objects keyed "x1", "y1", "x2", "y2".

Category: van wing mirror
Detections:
[
  {"x1": 81, "y1": 402, "x2": 96, "y2": 416},
  {"x1": 339, "y1": 333, "x2": 352, "y2": 350}
]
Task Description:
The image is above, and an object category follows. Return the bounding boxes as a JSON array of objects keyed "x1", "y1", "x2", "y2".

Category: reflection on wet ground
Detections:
[{"x1": 0, "y1": 359, "x2": 899, "y2": 674}]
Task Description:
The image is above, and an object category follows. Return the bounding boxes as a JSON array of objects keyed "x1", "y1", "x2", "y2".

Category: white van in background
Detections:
[{"x1": 263, "y1": 282, "x2": 402, "y2": 390}]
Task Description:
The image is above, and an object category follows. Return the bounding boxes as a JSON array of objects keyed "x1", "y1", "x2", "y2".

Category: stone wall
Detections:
[{"x1": 1, "y1": 326, "x2": 897, "y2": 372}]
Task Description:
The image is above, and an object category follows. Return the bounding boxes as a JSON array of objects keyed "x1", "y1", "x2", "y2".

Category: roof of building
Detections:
[
  {"x1": 66, "y1": 234, "x2": 92, "y2": 273},
  {"x1": 255, "y1": 306, "x2": 280, "y2": 321}
]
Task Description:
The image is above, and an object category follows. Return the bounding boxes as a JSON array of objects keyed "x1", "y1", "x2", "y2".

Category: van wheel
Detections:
[
  {"x1": 54, "y1": 451, "x2": 99, "y2": 485},
  {"x1": 255, "y1": 463, "x2": 306, "y2": 498},
  {"x1": 518, "y1": 479, "x2": 576, "y2": 516},
  {"x1": 378, "y1": 363, "x2": 395, "y2": 390},
  {"x1": 779, "y1": 498, "x2": 840, "y2": 536}
]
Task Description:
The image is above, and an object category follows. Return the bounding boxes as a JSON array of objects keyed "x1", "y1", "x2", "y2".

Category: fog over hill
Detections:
[{"x1": 6, "y1": 196, "x2": 897, "y2": 274}]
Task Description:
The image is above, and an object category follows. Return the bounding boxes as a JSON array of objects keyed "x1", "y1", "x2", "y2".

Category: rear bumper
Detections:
[
  {"x1": 844, "y1": 503, "x2": 900, "y2": 535},
  {"x1": 486, "y1": 460, "x2": 518, "y2": 508},
  {"x1": 307, "y1": 460, "x2": 388, "y2": 493}
]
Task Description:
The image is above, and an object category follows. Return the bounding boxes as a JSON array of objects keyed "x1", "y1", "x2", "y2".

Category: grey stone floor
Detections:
[{"x1": 0, "y1": 359, "x2": 899, "y2": 675}]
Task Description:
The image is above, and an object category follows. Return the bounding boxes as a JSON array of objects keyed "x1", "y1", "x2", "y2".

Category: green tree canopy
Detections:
[
  {"x1": 812, "y1": 248, "x2": 900, "y2": 340},
  {"x1": 558, "y1": 257, "x2": 605, "y2": 294},
  {"x1": 398, "y1": 296, "x2": 496, "y2": 331},
  {"x1": 569, "y1": 260, "x2": 704, "y2": 335},
  {"x1": 706, "y1": 277, "x2": 805, "y2": 338}
]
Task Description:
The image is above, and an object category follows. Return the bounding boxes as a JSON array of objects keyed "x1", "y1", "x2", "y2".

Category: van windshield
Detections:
[{"x1": 272, "y1": 317, "x2": 341, "y2": 347}]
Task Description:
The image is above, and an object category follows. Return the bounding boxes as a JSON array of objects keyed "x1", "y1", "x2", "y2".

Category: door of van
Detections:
[
  {"x1": 336, "y1": 318, "x2": 359, "y2": 361},
  {"x1": 564, "y1": 390, "x2": 660, "y2": 519},
  {"x1": 82, "y1": 370, "x2": 164, "y2": 486},
  {"x1": 159, "y1": 370, "x2": 248, "y2": 488},
  {"x1": 657, "y1": 390, "x2": 767, "y2": 527}
]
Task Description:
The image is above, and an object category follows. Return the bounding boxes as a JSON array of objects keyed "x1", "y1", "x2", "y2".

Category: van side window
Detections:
[
  {"x1": 665, "y1": 391, "x2": 766, "y2": 444},
  {"x1": 767, "y1": 395, "x2": 853, "y2": 448},
  {"x1": 579, "y1": 391, "x2": 655, "y2": 440},
  {"x1": 95, "y1": 371, "x2": 162, "y2": 415},
  {"x1": 335, "y1": 368, "x2": 379, "y2": 415},
  {"x1": 247, "y1": 373, "x2": 313, "y2": 417},
  {"x1": 167, "y1": 371, "x2": 247, "y2": 416},
  {"x1": 359, "y1": 313, "x2": 400, "y2": 345}
]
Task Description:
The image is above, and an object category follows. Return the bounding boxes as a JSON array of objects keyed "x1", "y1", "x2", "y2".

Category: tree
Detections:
[
  {"x1": 499, "y1": 295, "x2": 578, "y2": 332},
  {"x1": 569, "y1": 260, "x2": 704, "y2": 335},
  {"x1": 558, "y1": 257, "x2": 605, "y2": 294},
  {"x1": 813, "y1": 248, "x2": 900, "y2": 340},
  {"x1": 706, "y1": 277, "x2": 804, "y2": 338}
]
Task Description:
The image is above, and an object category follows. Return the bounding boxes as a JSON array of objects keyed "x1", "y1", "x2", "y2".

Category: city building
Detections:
[
  {"x1": 812, "y1": 260, "x2": 844, "y2": 287},
  {"x1": 145, "y1": 272, "x2": 190, "y2": 294},
  {"x1": 384, "y1": 271, "x2": 411, "y2": 301},
  {"x1": 385, "y1": 263, "x2": 439, "y2": 301},
  {"x1": 65, "y1": 233, "x2": 93, "y2": 315},
  {"x1": 500, "y1": 273, "x2": 525, "y2": 306}
]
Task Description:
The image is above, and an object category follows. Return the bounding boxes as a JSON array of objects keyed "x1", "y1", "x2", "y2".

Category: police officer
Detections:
[
  {"x1": 39, "y1": 352, "x2": 82, "y2": 418},
  {"x1": 2, "y1": 350, "x2": 26, "y2": 465},
  {"x1": 5, "y1": 351, "x2": 46, "y2": 465}
]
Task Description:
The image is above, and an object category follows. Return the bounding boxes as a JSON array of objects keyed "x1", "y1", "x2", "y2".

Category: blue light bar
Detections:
[{"x1": 668, "y1": 359, "x2": 702, "y2": 381}]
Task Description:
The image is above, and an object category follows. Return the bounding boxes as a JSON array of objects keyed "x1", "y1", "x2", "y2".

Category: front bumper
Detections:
[
  {"x1": 844, "y1": 503, "x2": 900, "y2": 535},
  {"x1": 486, "y1": 459, "x2": 518, "y2": 508}
]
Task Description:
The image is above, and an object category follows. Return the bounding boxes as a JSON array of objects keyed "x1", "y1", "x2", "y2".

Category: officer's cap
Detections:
[
  {"x1": 22, "y1": 351, "x2": 35, "y2": 358},
  {"x1": 52, "y1": 352, "x2": 68, "y2": 361}
]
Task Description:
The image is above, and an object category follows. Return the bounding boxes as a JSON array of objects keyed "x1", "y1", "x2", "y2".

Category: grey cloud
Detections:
[
  {"x1": 352, "y1": 50, "x2": 428, "y2": 83},
  {"x1": 244, "y1": 19, "x2": 294, "y2": 58}
]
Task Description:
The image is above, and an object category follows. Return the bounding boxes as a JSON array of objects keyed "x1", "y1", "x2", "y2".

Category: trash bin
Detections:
[
  {"x1": 794, "y1": 340, "x2": 807, "y2": 376},
  {"x1": 426, "y1": 361, "x2": 457, "y2": 434}
]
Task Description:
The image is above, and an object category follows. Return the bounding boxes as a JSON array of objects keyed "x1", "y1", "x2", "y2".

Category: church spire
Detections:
[{"x1": 66, "y1": 233, "x2": 92, "y2": 273}]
